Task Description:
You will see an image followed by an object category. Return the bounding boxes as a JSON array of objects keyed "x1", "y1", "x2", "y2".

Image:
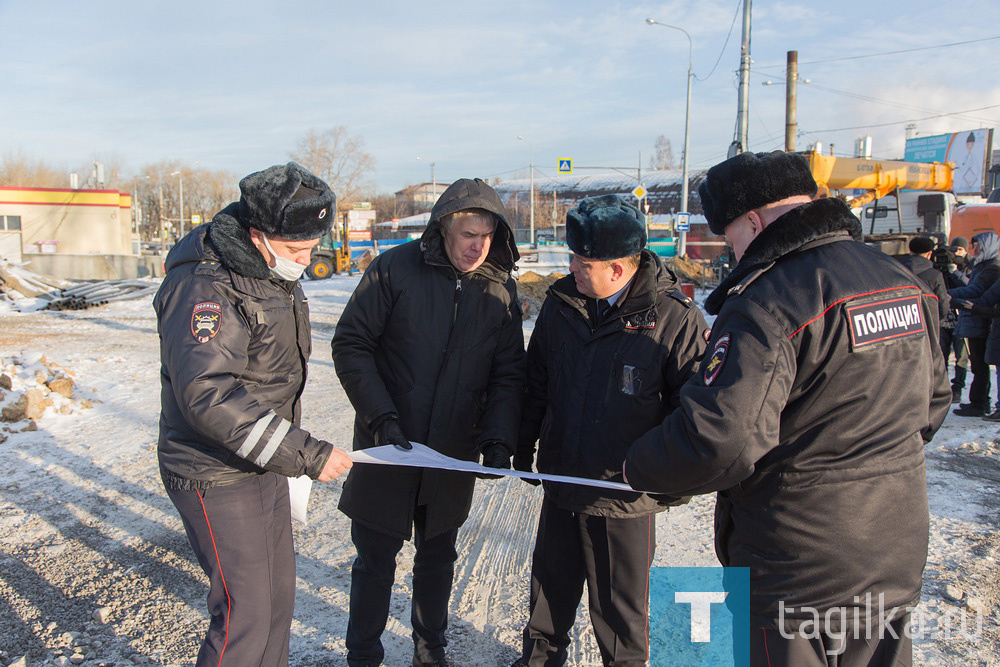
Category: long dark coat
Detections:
[{"x1": 332, "y1": 179, "x2": 525, "y2": 539}]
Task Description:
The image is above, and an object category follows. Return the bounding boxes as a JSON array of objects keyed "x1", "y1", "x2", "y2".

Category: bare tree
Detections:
[
  {"x1": 130, "y1": 162, "x2": 238, "y2": 242},
  {"x1": 649, "y1": 135, "x2": 674, "y2": 171},
  {"x1": 0, "y1": 152, "x2": 67, "y2": 187},
  {"x1": 290, "y1": 127, "x2": 376, "y2": 208}
]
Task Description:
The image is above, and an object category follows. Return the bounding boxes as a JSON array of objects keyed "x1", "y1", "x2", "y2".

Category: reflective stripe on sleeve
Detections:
[
  {"x1": 236, "y1": 411, "x2": 277, "y2": 460},
  {"x1": 255, "y1": 418, "x2": 291, "y2": 467}
]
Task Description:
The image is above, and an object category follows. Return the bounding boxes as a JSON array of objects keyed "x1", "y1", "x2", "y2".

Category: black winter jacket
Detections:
[
  {"x1": 963, "y1": 276, "x2": 1000, "y2": 365},
  {"x1": 949, "y1": 258, "x2": 1000, "y2": 339},
  {"x1": 896, "y1": 254, "x2": 949, "y2": 323},
  {"x1": 155, "y1": 216, "x2": 334, "y2": 490},
  {"x1": 519, "y1": 250, "x2": 708, "y2": 517},
  {"x1": 332, "y1": 179, "x2": 525, "y2": 540},
  {"x1": 626, "y1": 198, "x2": 951, "y2": 631}
]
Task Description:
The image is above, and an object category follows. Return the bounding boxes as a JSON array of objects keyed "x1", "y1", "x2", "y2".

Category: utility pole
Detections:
[
  {"x1": 729, "y1": 0, "x2": 752, "y2": 157},
  {"x1": 785, "y1": 50, "x2": 797, "y2": 152},
  {"x1": 529, "y1": 160, "x2": 535, "y2": 246}
]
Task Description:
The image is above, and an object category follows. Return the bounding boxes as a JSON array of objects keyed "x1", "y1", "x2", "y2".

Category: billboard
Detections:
[{"x1": 904, "y1": 128, "x2": 994, "y2": 196}]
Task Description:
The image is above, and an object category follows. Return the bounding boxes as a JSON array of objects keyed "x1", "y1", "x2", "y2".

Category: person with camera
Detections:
[{"x1": 899, "y1": 236, "x2": 949, "y2": 322}]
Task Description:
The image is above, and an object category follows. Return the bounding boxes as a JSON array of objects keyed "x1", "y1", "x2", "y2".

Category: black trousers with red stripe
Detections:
[
  {"x1": 520, "y1": 496, "x2": 655, "y2": 667},
  {"x1": 165, "y1": 471, "x2": 296, "y2": 667}
]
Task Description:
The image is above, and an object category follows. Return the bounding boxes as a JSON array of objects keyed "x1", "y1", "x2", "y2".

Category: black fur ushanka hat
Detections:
[
  {"x1": 236, "y1": 162, "x2": 336, "y2": 240},
  {"x1": 566, "y1": 194, "x2": 647, "y2": 260},
  {"x1": 698, "y1": 151, "x2": 818, "y2": 235}
]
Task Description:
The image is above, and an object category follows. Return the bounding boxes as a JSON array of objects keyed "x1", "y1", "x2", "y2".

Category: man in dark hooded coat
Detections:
[{"x1": 332, "y1": 177, "x2": 525, "y2": 667}]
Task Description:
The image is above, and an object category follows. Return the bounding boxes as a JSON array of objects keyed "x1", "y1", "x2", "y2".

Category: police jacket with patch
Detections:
[
  {"x1": 625, "y1": 198, "x2": 951, "y2": 632},
  {"x1": 154, "y1": 214, "x2": 334, "y2": 490},
  {"x1": 332, "y1": 182, "x2": 525, "y2": 540},
  {"x1": 519, "y1": 250, "x2": 707, "y2": 518}
]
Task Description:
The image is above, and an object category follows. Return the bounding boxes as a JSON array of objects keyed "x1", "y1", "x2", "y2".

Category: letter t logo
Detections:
[{"x1": 675, "y1": 591, "x2": 729, "y2": 642}]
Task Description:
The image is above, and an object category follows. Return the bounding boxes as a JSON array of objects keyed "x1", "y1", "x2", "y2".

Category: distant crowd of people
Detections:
[{"x1": 901, "y1": 232, "x2": 1000, "y2": 421}]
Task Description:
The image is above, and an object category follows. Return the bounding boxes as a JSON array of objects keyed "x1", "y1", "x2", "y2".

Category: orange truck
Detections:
[{"x1": 950, "y1": 202, "x2": 1000, "y2": 241}]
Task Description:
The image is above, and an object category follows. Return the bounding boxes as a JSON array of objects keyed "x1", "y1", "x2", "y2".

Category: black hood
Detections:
[
  {"x1": 705, "y1": 198, "x2": 863, "y2": 314},
  {"x1": 421, "y1": 178, "x2": 519, "y2": 277},
  {"x1": 163, "y1": 204, "x2": 271, "y2": 279}
]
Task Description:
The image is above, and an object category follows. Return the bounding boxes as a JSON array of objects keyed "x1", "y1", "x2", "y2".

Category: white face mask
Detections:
[{"x1": 261, "y1": 233, "x2": 308, "y2": 281}]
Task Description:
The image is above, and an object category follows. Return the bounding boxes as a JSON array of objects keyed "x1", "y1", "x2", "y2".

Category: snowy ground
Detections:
[{"x1": 0, "y1": 274, "x2": 997, "y2": 666}]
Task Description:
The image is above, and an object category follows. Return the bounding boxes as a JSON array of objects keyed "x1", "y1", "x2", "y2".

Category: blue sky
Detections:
[{"x1": 2, "y1": 0, "x2": 998, "y2": 193}]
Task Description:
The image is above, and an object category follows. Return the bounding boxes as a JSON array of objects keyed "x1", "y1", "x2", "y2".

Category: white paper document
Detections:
[
  {"x1": 290, "y1": 442, "x2": 649, "y2": 525},
  {"x1": 350, "y1": 442, "x2": 644, "y2": 492},
  {"x1": 288, "y1": 475, "x2": 313, "y2": 525}
]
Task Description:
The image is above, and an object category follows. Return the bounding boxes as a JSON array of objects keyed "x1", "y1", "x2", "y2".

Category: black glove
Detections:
[
  {"x1": 512, "y1": 450, "x2": 540, "y2": 486},
  {"x1": 373, "y1": 415, "x2": 412, "y2": 451},
  {"x1": 477, "y1": 441, "x2": 512, "y2": 479}
]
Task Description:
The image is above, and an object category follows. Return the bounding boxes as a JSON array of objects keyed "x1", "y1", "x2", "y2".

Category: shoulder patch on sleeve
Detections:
[
  {"x1": 846, "y1": 294, "x2": 925, "y2": 349},
  {"x1": 704, "y1": 333, "x2": 730, "y2": 386},
  {"x1": 191, "y1": 302, "x2": 223, "y2": 343}
]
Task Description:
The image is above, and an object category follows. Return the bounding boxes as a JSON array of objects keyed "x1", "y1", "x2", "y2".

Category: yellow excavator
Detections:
[{"x1": 306, "y1": 213, "x2": 352, "y2": 279}]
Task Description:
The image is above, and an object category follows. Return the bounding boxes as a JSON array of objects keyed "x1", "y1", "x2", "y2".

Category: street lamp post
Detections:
[
  {"x1": 171, "y1": 170, "x2": 185, "y2": 238},
  {"x1": 517, "y1": 136, "x2": 535, "y2": 246},
  {"x1": 646, "y1": 18, "x2": 693, "y2": 257}
]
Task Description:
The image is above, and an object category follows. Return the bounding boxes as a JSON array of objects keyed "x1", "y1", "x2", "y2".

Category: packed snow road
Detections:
[{"x1": 0, "y1": 275, "x2": 997, "y2": 666}]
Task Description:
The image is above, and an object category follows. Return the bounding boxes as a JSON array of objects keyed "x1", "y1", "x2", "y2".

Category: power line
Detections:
[
  {"x1": 800, "y1": 104, "x2": 1000, "y2": 134},
  {"x1": 694, "y1": 0, "x2": 743, "y2": 83},
  {"x1": 752, "y1": 35, "x2": 1000, "y2": 71},
  {"x1": 804, "y1": 83, "x2": 999, "y2": 125}
]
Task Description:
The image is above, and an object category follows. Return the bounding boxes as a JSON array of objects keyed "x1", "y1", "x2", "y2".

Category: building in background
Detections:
[
  {"x1": 0, "y1": 186, "x2": 161, "y2": 280},
  {"x1": 394, "y1": 182, "x2": 449, "y2": 216}
]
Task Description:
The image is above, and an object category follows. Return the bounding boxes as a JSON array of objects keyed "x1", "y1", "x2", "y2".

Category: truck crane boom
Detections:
[{"x1": 806, "y1": 151, "x2": 954, "y2": 208}]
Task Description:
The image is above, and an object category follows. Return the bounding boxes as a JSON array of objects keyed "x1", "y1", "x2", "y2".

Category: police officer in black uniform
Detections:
[
  {"x1": 155, "y1": 163, "x2": 353, "y2": 666},
  {"x1": 625, "y1": 152, "x2": 951, "y2": 666},
  {"x1": 513, "y1": 195, "x2": 708, "y2": 666}
]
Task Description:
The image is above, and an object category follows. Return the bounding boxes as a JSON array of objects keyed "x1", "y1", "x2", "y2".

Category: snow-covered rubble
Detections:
[{"x1": 0, "y1": 352, "x2": 95, "y2": 440}]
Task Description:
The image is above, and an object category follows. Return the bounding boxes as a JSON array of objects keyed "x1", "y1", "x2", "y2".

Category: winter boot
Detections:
[{"x1": 953, "y1": 403, "x2": 988, "y2": 417}]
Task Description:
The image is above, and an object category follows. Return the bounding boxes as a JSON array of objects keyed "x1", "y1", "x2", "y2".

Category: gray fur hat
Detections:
[
  {"x1": 698, "y1": 151, "x2": 818, "y2": 235},
  {"x1": 566, "y1": 194, "x2": 647, "y2": 260},
  {"x1": 236, "y1": 162, "x2": 336, "y2": 240}
]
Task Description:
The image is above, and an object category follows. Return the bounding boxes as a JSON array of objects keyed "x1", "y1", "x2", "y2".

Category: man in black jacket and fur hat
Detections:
[
  {"x1": 154, "y1": 162, "x2": 354, "y2": 666},
  {"x1": 512, "y1": 195, "x2": 708, "y2": 667},
  {"x1": 332, "y1": 177, "x2": 525, "y2": 667},
  {"x1": 624, "y1": 151, "x2": 951, "y2": 666}
]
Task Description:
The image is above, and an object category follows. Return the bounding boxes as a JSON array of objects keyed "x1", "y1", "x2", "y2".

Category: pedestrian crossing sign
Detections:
[{"x1": 558, "y1": 158, "x2": 573, "y2": 174}]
